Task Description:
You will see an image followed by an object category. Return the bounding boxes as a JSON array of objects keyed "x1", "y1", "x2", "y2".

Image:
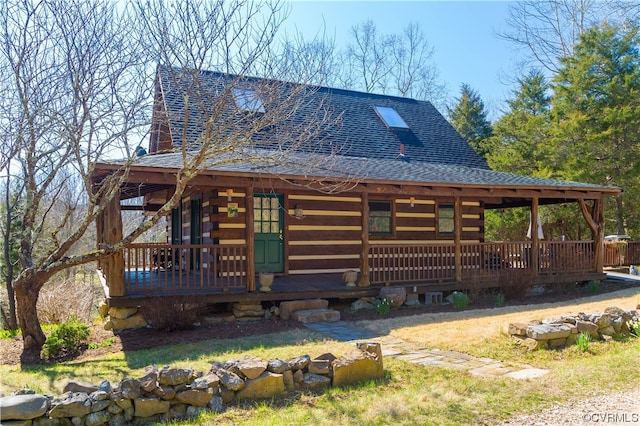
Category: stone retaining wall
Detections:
[
  {"x1": 0, "y1": 342, "x2": 384, "y2": 425},
  {"x1": 508, "y1": 306, "x2": 639, "y2": 351}
]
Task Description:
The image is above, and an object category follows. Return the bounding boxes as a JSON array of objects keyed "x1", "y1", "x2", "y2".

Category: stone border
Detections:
[
  {"x1": 0, "y1": 342, "x2": 384, "y2": 424},
  {"x1": 508, "y1": 306, "x2": 639, "y2": 351}
]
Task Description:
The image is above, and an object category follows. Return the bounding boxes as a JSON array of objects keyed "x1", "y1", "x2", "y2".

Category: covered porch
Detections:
[{"x1": 101, "y1": 239, "x2": 608, "y2": 306}]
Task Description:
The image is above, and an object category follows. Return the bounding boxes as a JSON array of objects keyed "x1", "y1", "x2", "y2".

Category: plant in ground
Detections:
[
  {"x1": 575, "y1": 332, "x2": 591, "y2": 352},
  {"x1": 41, "y1": 316, "x2": 90, "y2": 359},
  {"x1": 375, "y1": 298, "x2": 392, "y2": 315},
  {"x1": 451, "y1": 291, "x2": 469, "y2": 309},
  {"x1": 586, "y1": 280, "x2": 600, "y2": 294},
  {"x1": 495, "y1": 293, "x2": 506, "y2": 307}
]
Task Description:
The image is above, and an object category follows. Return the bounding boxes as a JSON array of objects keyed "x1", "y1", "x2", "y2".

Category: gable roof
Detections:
[{"x1": 154, "y1": 65, "x2": 489, "y2": 170}]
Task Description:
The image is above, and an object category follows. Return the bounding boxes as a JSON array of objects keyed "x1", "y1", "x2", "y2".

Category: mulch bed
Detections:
[{"x1": 1, "y1": 278, "x2": 638, "y2": 366}]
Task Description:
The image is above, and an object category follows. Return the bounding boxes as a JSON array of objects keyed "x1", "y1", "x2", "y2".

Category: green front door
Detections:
[{"x1": 254, "y1": 194, "x2": 284, "y2": 273}]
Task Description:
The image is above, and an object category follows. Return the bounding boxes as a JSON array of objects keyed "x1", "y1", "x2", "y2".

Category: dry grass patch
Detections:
[{"x1": 357, "y1": 287, "x2": 640, "y2": 353}]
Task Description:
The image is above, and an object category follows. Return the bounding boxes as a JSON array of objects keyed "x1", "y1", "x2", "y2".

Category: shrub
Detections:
[
  {"x1": 499, "y1": 269, "x2": 535, "y2": 300},
  {"x1": 495, "y1": 292, "x2": 505, "y2": 307},
  {"x1": 37, "y1": 277, "x2": 95, "y2": 325},
  {"x1": 141, "y1": 297, "x2": 208, "y2": 331},
  {"x1": 586, "y1": 280, "x2": 600, "y2": 294},
  {"x1": 631, "y1": 321, "x2": 640, "y2": 338},
  {"x1": 451, "y1": 291, "x2": 469, "y2": 309},
  {"x1": 42, "y1": 316, "x2": 90, "y2": 359},
  {"x1": 575, "y1": 332, "x2": 591, "y2": 352},
  {"x1": 375, "y1": 298, "x2": 392, "y2": 315}
]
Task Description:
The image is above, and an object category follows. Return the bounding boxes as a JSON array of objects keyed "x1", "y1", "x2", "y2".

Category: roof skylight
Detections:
[
  {"x1": 374, "y1": 106, "x2": 409, "y2": 128},
  {"x1": 233, "y1": 88, "x2": 265, "y2": 113}
]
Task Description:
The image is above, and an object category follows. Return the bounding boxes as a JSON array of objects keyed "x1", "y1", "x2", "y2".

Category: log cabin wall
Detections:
[
  {"x1": 286, "y1": 192, "x2": 363, "y2": 274},
  {"x1": 165, "y1": 186, "x2": 485, "y2": 276}
]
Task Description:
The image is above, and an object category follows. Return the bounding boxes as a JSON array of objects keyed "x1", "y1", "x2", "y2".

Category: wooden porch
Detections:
[{"x1": 102, "y1": 240, "x2": 610, "y2": 306}]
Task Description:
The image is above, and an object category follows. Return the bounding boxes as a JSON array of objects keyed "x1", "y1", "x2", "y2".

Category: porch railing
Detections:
[
  {"x1": 369, "y1": 241, "x2": 596, "y2": 284},
  {"x1": 604, "y1": 241, "x2": 640, "y2": 267},
  {"x1": 123, "y1": 243, "x2": 247, "y2": 295}
]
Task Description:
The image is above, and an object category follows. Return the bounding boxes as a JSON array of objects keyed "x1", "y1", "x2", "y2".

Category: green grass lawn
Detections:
[{"x1": 1, "y1": 327, "x2": 638, "y2": 425}]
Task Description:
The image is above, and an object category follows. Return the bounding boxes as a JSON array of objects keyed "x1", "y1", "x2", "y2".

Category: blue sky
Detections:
[{"x1": 285, "y1": 1, "x2": 517, "y2": 120}]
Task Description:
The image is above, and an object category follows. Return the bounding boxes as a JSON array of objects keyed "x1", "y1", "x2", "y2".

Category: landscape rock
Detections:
[
  {"x1": 236, "y1": 372, "x2": 285, "y2": 400},
  {"x1": 108, "y1": 306, "x2": 138, "y2": 319},
  {"x1": 236, "y1": 356, "x2": 268, "y2": 379},
  {"x1": 508, "y1": 323, "x2": 528, "y2": 336},
  {"x1": 107, "y1": 312, "x2": 147, "y2": 331},
  {"x1": 332, "y1": 343, "x2": 384, "y2": 387},
  {"x1": 175, "y1": 389, "x2": 213, "y2": 407},
  {"x1": 291, "y1": 308, "x2": 340, "y2": 323},
  {"x1": 308, "y1": 359, "x2": 331, "y2": 375},
  {"x1": 158, "y1": 366, "x2": 194, "y2": 386},
  {"x1": 351, "y1": 299, "x2": 376, "y2": 311},
  {"x1": 85, "y1": 411, "x2": 110, "y2": 426},
  {"x1": 48, "y1": 393, "x2": 91, "y2": 418},
  {"x1": 287, "y1": 354, "x2": 311, "y2": 371},
  {"x1": 63, "y1": 381, "x2": 98, "y2": 395},
  {"x1": 133, "y1": 397, "x2": 170, "y2": 417},
  {"x1": 215, "y1": 369, "x2": 245, "y2": 391},
  {"x1": 118, "y1": 378, "x2": 140, "y2": 400},
  {"x1": 378, "y1": 286, "x2": 407, "y2": 308},
  {"x1": 0, "y1": 394, "x2": 50, "y2": 421},
  {"x1": 266, "y1": 358, "x2": 289, "y2": 374},
  {"x1": 208, "y1": 395, "x2": 225, "y2": 413},
  {"x1": 279, "y1": 299, "x2": 328, "y2": 320},
  {"x1": 526, "y1": 324, "x2": 572, "y2": 340},
  {"x1": 575, "y1": 320, "x2": 599, "y2": 338},
  {"x1": 302, "y1": 373, "x2": 331, "y2": 391}
]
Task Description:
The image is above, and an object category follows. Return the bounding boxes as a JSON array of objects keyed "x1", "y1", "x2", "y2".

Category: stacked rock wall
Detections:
[
  {"x1": 0, "y1": 342, "x2": 384, "y2": 425},
  {"x1": 509, "y1": 306, "x2": 639, "y2": 350}
]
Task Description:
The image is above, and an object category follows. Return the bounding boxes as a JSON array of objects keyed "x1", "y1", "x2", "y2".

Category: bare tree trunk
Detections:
[{"x1": 14, "y1": 274, "x2": 48, "y2": 364}]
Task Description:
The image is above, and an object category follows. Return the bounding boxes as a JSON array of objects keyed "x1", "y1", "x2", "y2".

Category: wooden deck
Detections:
[{"x1": 100, "y1": 239, "x2": 617, "y2": 307}]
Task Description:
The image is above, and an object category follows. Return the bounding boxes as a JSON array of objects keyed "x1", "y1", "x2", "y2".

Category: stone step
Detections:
[{"x1": 292, "y1": 308, "x2": 341, "y2": 323}]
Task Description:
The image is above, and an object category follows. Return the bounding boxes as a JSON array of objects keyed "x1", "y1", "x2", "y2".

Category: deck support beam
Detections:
[
  {"x1": 454, "y1": 196, "x2": 462, "y2": 283},
  {"x1": 246, "y1": 185, "x2": 255, "y2": 291},
  {"x1": 360, "y1": 191, "x2": 370, "y2": 286},
  {"x1": 531, "y1": 197, "x2": 540, "y2": 276},
  {"x1": 580, "y1": 198, "x2": 605, "y2": 273},
  {"x1": 100, "y1": 191, "x2": 125, "y2": 297}
]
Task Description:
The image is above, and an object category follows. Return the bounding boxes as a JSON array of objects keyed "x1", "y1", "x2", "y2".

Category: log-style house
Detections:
[{"x1": 93, "y1": 66, "x2": 621, "y2": 307}]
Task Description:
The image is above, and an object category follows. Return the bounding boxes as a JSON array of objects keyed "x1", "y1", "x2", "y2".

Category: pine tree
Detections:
[{"x1": 448, "y1": 84, "x2": 493, "y2": 160}]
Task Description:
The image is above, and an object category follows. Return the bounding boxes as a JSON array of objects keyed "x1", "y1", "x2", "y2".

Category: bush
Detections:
[
  {"x1": 499, "y1": 269, "x2": 535, "y2": 300},
  {"x1": 575, "y1": 332, "x2": 591, "y2": 352},
  {"x1": 495, "y1": 292, "x2": 505, "y2": 307},
  {"x1": 37, "y1": 277, "x2": 95, "y2": 325},
  {"x1": 451, "y1": 291, "x2": 469, "y2": 309},
  {"x1": 42, "y1": 316, "x2": 90, "y2": 359},
  {"x1": 141, "y1": 297, "x2": 208, "y2": 331},
  {"x1": 586, "y1": 280, "x2": 600, "y2": 294}
]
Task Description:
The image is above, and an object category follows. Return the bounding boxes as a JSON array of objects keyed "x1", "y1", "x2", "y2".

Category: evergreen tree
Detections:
[
  {"x1": 448, "y1": 84, "x2": 493, "y2": 160},
  {"x1": 551, "y1": 23, "x2": 640, "y2": 236}
]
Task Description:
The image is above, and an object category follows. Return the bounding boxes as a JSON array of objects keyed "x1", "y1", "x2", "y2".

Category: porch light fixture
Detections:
[
  {"x1": 294, "y1": 205, "x2": 304, "y2": 219},
  {"x1": 409, "y1": 197, "x2": 415, "y2": 208},
  {"x1": 226, "y1": 189, "x2": 233, "y2": 201}
]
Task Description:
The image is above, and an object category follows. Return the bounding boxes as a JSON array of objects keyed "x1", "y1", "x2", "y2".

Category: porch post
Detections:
[
  {"x1": 531, "y1": 197, "x2": 540, "y2": 275},
  {"x1": 245, "y1": 186, "x2": 255, "y2": 291},
  {"x1": 102, "y1": 191, "x2": 125, "y2": 297},
  {"x1": 580, "y1": 198, "x2": 605, "y2": 273},
  {"x1": 454, "y1": 197, "x2": 462, "y2": 282},
  {"x1": 360, "y1": 191, "x2": 370, "y2": 286}
]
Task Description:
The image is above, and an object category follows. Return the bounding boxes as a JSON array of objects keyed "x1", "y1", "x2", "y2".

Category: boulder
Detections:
[
  {"x1": 118, "y1": 378, "x2": 140, "y2": 400},
  {"x1": 279, "y1": 299, "x2": 328, "y2": 320},
  {"x1": 133, "y1": 397, "x2": 170, "y2": 418},
  {"x1": 291, "y1": 308, "x2": 340, "y2": 323},
  {"x1": 308, "y1": 359, "x2": 331, "y2": 375},
  {"x1": 85, "y1": 410, "x2": 110, "y2": 426},
  {"x1": 152, "y1": 385, "x2": 177, "y2": 401},
  {"x1": 158, "y1": 366, "x2": 194, "y2": 386},
  {"x1": 526, "y1": 324, "x2": 572, "y2": 340},
  {"x1": 138, "y1": 368, "x2": 159, "y2": 392},
  {"x1": 236, "y1": 356, "x2": 268, "y2": 380},
  {"x1": 302, "y1": 373, "x2": 331, "y2": 391},
  {"x1": 215, "y1": 369, "x2": 244, "y2": 392},
  {"x1": 378, "y1": 286, "x2": 406, "y2": 308},
  {"x1": 351, "y1": 299, "x2": 376, "y2": 311},
  {"x1": 267, "y1": 358, "x2": 289, "y2": 374},
  {"x1": 192, "y1": 374, "x2": 220, "y2": 390},
  {"x1": 331, "y1": 343, "x2": 384, "y2": 387},
  {"x1": 107, "y1": 312, "x2": 147, "y2": 331},
  {"x1": 0, "y1": 394, "x2": 50, "y2": 421},
  {"x1": 287, "y1": 354, "x2": 311, "y2": 371},
  {"x1": 108, "y1": 306, "x2": 138, "y2": 319},
  {"x1": 236, "y1": 372, "x2": 285, "y2": 400},
  {"x1": 514, "y1": 337, "x2": 546, "y2": 351},
  {"x1": 576, "y1": 320, "x2": 599, "y2": 338},
  {"x1": 48, "y1": 392, "x2": 91, "y2": 418},
  {"x1": 175, "y1": 389, "x2": 213, "y2": 407},
  {"x1": 208, "y1": 395, "x2": 225, "y2": 413},
  {"x1": 508, "y1": 323, "x2": 528, "y2": 336},
  {"x1": 63, "y1": 381, "x2": 98, "y2": 394},
  {"x1": 283, "y1": 370, "x2": 295, "y2": 390},
  {"x1": 604, "y1": 306, "x2": 632, "y2": 322}
]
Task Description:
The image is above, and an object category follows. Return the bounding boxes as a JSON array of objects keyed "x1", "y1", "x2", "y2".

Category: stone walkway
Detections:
[{"x1": 305, "y1": 321, "x2": 548, "y2": 380}]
